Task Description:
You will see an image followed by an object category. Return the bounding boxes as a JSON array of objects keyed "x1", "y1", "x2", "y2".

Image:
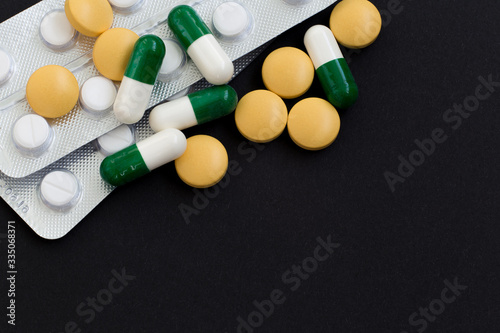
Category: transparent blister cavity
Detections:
[
  {"x1": 212, "y1": 1, "x2": 254, "y2": 43},
  {"x1": 109, "y1": 0, "x2": 146, "y2": 14},
  {"x1": 96, "y1": 124, "x2": 137, "y2": 156},
  {"x1": 39, "y1": 9, "x2": 79, "y2": 51},
  {"x1": 79, "y1": 76, "x2": 118, "y2": 118},
  {"x1": 38, "y1": 169, "x2": 82, "y2": 212},
  {"x1": 11, "y1": 114, "x2": 54, "y2": 158},
  {"x1": 0, "y1": 43, "x2": 268, "y2": 239},
  {"x1": 0, "y1": 0, "x2": 335, "y2": 178},
  {"x1": 158, "y1": 38, "x2": 187, "y2": 82},
  {"x1": 0, "y1": 48, "x2": 15, "y2": 86}
]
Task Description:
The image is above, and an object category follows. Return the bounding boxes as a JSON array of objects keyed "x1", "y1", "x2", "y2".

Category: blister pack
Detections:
[
  {"x1": 0, "y1": 0, "x2": 334, "y2": 178},
  {"x1": 0, "y1": 44, "x2": 268, "y2": 240}
]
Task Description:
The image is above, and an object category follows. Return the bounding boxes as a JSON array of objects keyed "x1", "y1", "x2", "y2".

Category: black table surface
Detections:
[{"x1": 1, "y1": 1, "x2": 499, "y2": 332}]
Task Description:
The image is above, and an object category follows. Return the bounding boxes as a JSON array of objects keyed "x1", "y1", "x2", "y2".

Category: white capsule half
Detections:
[{"x1": 113, "y1": 76, "x2": 153, "y2": 124}]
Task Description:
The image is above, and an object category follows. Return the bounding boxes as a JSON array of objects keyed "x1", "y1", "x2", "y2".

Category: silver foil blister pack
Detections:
[
  {"x1": 0, "y1": 45, "x2": 268, "y2": 239},
  {"x1": 0, "y1": 0, "x2": 334, "y2": 178}
]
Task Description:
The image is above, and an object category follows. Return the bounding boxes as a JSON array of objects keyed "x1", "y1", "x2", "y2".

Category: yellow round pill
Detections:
[
  {"x1": 65, "y1": 0, "x2": 113, "y2": 37},
  {"x1": 175, "y1": 135, "x2": 228, "y2": 188},
  {"x1": 262, "y1": 47, "x2": 314, "y2": 99},
  {"x1": 93, "y1": 28, "x2": 139, "y2": 81},
  {"x1": 234, "y1": 90, "x2": 288, "y2": 143},
  {"x1": 26, "y1": 65, "x2": 79, "y2": 119},
  {"x1": 330, "y1": 0, "x2": 382, "y2": 49},
  {"x1": 287, "y1": 98, "x2": 341, "y2": 151}
]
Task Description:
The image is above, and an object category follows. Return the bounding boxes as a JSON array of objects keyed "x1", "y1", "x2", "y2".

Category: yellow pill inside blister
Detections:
[
  {"x1": 175, "y1": 135, "x2": 228, "y2": 188},
  {"x1": 65, "y1": 0, "x2": 114, "y2": 37},
  {"x1": 287, "y1": 98, "x2": 341, "y2": 151},
  {"x1": 234, "y1": 90, "x2": 288, "y2": 143},
  {"x1": 93, "y1": 28, "x2": 139, "y2": 81},
  {"x1": 26, "y1": 65, "x2": 79, "y2": 119},
  {"x1": 262, "y1": 47, "x2": 314, "y2": 99},
  {"x1": 329, "y1": 0, "x2": 382, "y2": 49}
]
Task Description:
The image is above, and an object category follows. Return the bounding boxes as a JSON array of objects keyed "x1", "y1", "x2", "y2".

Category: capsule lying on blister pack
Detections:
[{"x1": 149, "y1": 85, "x2": 238, "y2": 132}]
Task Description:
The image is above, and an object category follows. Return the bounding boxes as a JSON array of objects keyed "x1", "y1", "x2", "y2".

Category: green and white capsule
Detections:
[
  {"x1": 304, "y1": 25, "x2": 358, "y2": 109},
  {"x1": 114, "y1": 35, "x2": 165, "y2": 124},
  {"x1": 100, "y1": 128, "x2": 186, "y2": 186},
  {"x1": 168, "y1": 5, "x2": 234, "y2": 85},
  {"x1": 149, "y1": 85, "x2": 238, "y2": 132}
]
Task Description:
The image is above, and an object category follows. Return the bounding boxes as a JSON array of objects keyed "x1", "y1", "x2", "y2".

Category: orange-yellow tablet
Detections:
[
  {"x1": 287, "y1": 98, "x2": 341, "y2": 150},
  {"x1": 175, "y1": 135, "x2": 228, "y2": 188},
  {"x1": 234, "y1": 90, "x2": 288, "y2": 143},
  {"x1": 262, "y1": 47, "x2": 314, "y2": 99},
  {"x1": 26, "y1": 65, "x2": 79, "y2": 118}
]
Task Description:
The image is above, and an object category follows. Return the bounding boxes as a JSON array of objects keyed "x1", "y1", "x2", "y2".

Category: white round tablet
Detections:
[
  {"x1": 12, "y1": 114, "x2": 53, "y2": 157},
  {"x1": 108, "y1": 0, "x2": 145, "y2": 13},
  {"x1": 0, "y1": 48, "x2": 15, "y2": 85},
  {"x1": 158, "y1": 39, "x2": 187, "y2": 81},
  {"x1": 79, "y1": 76, "x2": 117, "y2": 117},
  {"x1": 39, "y1": 9, "x2": 78, "y2": 50},
  {"x1": 40, "y1": 170, "x2": 81, "y2": 211},
  {"x1": 282, "y1": 0, "x2": 312, "y2": 6},
  {"x1": 212, "y1": 2, "x2": 253, "y2": 42},
  {"x1": 97, "y1": 124, "x2": 135, "y2": 156}
]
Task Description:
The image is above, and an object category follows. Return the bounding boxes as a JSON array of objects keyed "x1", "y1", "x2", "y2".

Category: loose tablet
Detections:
[
  {"x1": 262, "y1": 47, "x2": 314, "y2": 99},
  {"x1": 287, "y1": 97, "x2": 340, "y2": 151},
  {"x1": 234, "y1": 90, "x2": 288, "y2": 143},
  {"x1": 65, "y1": 0, "x2": 113, "y2": 37},
  {"x1": 175, "y1": 135, "x2": 228, "y2": 188}
]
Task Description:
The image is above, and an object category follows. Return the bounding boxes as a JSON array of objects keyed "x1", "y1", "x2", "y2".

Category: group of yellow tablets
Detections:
[{"x1": 233, "y1": 0, "x2": 381, "y2": 151}]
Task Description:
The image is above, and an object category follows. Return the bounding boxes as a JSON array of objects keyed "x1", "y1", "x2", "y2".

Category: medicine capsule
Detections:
[
  {"x1": 149, "y1": 85, "x2": 238, "y2": 132},
  {"x1": 168, "y1": 5, "x2": 234, "y2": 85},
  {"x1": 113, "y1": 35, "x2": 165, "y2": 124},
  {"x1": 100, "y1": 128, "x2": 187, "y2": 186},
  {"x1": 304, "y1": 25, "x2": 358, "y2": 109}
]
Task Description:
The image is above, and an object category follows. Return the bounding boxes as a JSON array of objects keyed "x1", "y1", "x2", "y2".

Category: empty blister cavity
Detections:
[
  {"x1": 39, "y1": 9, "x2": 79, "y2": 51},
  {"x1": 158, "y1": 38, "x2": 187, "y2": 82},
  {"x1": 11, "y1": 114, "x2": 54, "y2": 158},
  {"x1": 0, "y1": 48, "x2": 15, "y2": 86},
  {"x1": 39, "y1": 169, "x2": 81, "y2": 212},
  {"x1": 96, "y1": 124, "x2": 136, "y2": 156},
  {"x1": 212, "y1": 1, "x2": 253, "y2": 43},
  {"x1": 79, "y1": 76, "x2": 117, "y2": 118},
  {"x1": 108, "y1": 0, "x2": 146, "y2": 14}
]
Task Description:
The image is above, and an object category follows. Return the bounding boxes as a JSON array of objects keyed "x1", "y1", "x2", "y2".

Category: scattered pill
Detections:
[
  {"x1": 11, "y1": 114, "x2": 53, "y2": 156},
  {"x1": 0, "y1": 48, "x2": 15, "y2": 85},
  {"x1": 288, "y1": 97, "x2": 340, "y2": 151},
  {"x1": 149, "y1": 85, "x2": 238, "y2": 132},
  {"x1": 93, "y1": 28, "x2": 140, "y2": 81},
  {"x1": 329, "y1": 0, "x2": 382, "y2": 49},
  {"x1": 65, "y1": 0, "x2": 113, "y2": 37},
  {"x1": 100, "y1": 128, "x2": 186, "y2": 186},
  {"x1": 96, "y1": 124, "x2": 135, "y2": 156},
  {"x1": 79, "y1": 76, "x2": 117, "y2": 117},
  {"x1": 175, "y1": 135, "x2": 228, "y2": 188},
  {"x1": 262, "y1": 47, "x2": 314, "y2": 99},
  {"x1": 168, "y1": 5, "x2": 234, "y2": 85},
  {"x1": 304, "y1": 25, "x2": 358, "y2": 109},
  {"x1": 40, "y1": 170, "x2": 81, "y2": 211},
  {"x1": 108, "y1": 0, "x2": 144, "y2": 13},
  {"x1": 26, "y1": 65, "x2": 79, "y2": 118},
  {"x1": 212, "y1": 2, "x2": 253, "y2": 43},
  {"x1": 234, "y1": 90, "x2": 288, "y2": 143},
  {"x1": 39, "y1": 9, "x2": 78, "y2": 50},
  {"x1": 158, "y1": 39, "x2": 187, "y2": 81},
  {"x1": 113, "y1": 35, "x2": 165, "y2": 124}
]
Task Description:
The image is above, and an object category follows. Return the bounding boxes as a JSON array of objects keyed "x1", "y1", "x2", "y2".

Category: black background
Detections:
[{"x1": 1, "y1": 0, "x2": 500, "y2": 332}]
